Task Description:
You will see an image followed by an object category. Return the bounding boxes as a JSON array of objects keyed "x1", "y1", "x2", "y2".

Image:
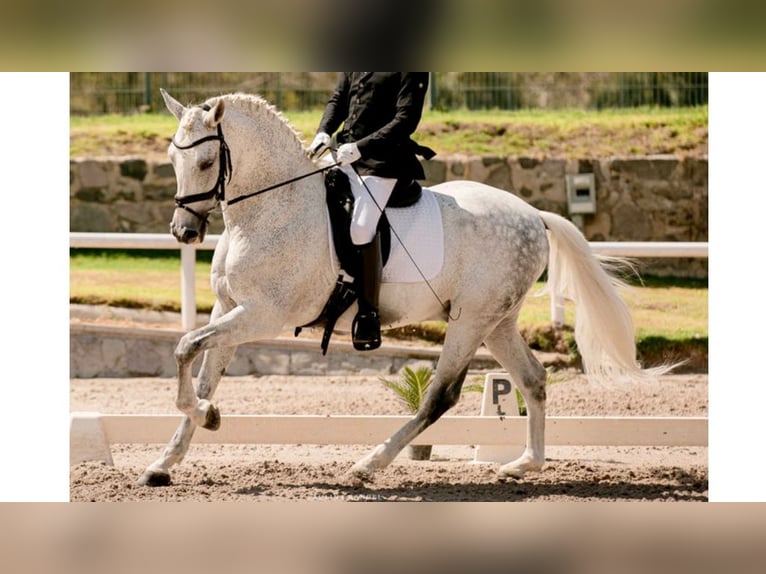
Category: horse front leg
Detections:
[
  {"x1": 138, "y1": 300, "x2": 238, "y2": 486},
  {"x1": 174, "y1": 327, "x2": 226, "y2": 430},
  {"x1": 173, "y1": 304, "x2": 278, "y2": 428},
  {"x1": 137, "y1": 343, "x2": 237, "y2": 486},
  {"x1": 138, "y1": 302, "x2": 280, "y2": 486}
]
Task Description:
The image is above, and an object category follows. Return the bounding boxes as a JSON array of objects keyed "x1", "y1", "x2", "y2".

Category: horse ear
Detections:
[
  {"x1": 161, "y1": 88, "x2": 186, "y2": 121},
  {"x1": 203, "y1": 99, "x2": 225, "y2": 129}
]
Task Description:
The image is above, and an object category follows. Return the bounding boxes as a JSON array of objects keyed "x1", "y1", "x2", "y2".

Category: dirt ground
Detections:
[{"x1": 70, "y1": 370, "x2": 708, "y2": 502}]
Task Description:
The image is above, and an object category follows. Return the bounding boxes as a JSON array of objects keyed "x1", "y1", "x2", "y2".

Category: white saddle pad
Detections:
[
  {"x1": 328, "y1": 186, "x2": 444, "y2": 284},
  {"x1": 382, "y1": 186, "x2": 444, "y2": 283}
]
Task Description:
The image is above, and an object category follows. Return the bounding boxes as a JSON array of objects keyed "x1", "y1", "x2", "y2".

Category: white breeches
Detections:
[{"x1": 341, "y1": 165, "x2": 396, "y2": 245}]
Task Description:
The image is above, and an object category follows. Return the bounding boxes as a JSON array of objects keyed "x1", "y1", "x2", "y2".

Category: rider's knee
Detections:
[{"x1": 350, "y1": 222, "x2": 375, "y2": 246}]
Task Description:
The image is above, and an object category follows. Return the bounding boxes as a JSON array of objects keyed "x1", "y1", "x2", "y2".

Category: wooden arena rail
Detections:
[
  {"x1": 70, "y1": 413, "x2": 708, "y2": 466},
  {"x1": 70, "y1": 232, "x2": 709, "y2": 330}
]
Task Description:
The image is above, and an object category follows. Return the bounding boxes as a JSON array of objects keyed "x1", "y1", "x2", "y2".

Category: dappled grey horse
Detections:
[{"x1": 138, "y1": 90, "x2": 668, "y2": 487}]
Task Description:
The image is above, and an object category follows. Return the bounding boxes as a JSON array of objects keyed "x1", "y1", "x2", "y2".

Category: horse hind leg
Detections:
[
  {"x1": 483, "y1": 317, "x2": 548, "y2": 478},
  {"x1": 348, "y1": 319, "x2": 489, "y2": 481},
  {"x1": 347, "y1": 366, "x2": 470, "y2": 482}
]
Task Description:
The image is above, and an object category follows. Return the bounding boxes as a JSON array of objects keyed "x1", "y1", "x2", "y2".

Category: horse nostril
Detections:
[{"x1": 181, "y1": 229, "x2": 199, "y2": 243}]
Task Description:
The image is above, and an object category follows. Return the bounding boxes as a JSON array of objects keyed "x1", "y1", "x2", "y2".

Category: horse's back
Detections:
[
  {"x1": 430, "y1": 179, "x2": 547, "y2": 250},
  {"x1": 428, "y1": 180, "x2": 549, "y2": 301},
  {"x1": 431, "y1": 180, "x2": 540, "y2": 215}
]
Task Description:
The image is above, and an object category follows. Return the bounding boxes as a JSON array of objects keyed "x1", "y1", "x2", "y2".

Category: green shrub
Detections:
[{"x1": 380, "y1": 366, "x2": 434, "y2": 414}]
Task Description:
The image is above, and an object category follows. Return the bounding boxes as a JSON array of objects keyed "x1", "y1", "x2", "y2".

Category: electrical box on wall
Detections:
[{"x1": 566, "y1": 173, "x2": 597, "y2": 214}]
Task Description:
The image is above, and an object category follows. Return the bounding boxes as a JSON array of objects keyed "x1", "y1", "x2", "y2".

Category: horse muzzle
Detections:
[
  {"x1": 172, "y1": 225, "x2": 206, "y2": 244},
  {"x1": 170, "y1": 209, "x2": 207, "y2": 244}
]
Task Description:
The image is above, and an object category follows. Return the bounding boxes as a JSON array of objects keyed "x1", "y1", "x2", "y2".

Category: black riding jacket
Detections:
[{"x1": 317, "y1": 72, "x2": 435, "y2": 182}]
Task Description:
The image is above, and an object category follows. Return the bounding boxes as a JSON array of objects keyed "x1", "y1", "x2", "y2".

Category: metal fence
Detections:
[
  {"x1": 69, "y1": 72, "x2": 337, "y2": 115},
  {"x1": 70, "y1": 72, "x2": 708, "y2": 115},
  {"x1": 431, "y1": 72, "x2": 708, "y2": 110}
]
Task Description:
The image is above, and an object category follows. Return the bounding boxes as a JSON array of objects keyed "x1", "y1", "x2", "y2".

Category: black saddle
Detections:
[{"x1": 295, "y1": 168, "x2": 422, "y2": 354}]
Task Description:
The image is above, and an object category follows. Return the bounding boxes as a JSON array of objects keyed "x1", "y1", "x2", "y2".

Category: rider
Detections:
[{"x1": 308, "y1": 72, "x2": 434, "y2": 351}]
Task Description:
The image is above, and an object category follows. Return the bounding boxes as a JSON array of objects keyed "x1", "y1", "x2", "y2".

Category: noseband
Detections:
[{"x1": 171, "y1": 105, "x2": 233, "y2": 225}]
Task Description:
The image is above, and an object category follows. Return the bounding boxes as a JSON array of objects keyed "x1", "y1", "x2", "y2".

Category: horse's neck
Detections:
[
  {"x1": 224, "y1": 175, "x2": 325, "y2": 233},
  {"x1": 222, "y1": 108, "x2": 326, "y2": 240}
]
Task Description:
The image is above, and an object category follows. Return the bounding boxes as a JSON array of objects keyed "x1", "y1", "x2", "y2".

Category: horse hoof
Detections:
[
  {"x1": 498, "y1": 459, "x2": 543, "y2": 479},
  {"x1": 497, "y1": 467, "x2": 525, "y2": 480},
  {"x1": 346, "y1": 464, "x2": 374, "y2": 484},
  {"x1": 203, "y1": 404, "x2": 221, "y2": 430},
  {"x1": 137, "y1": 469, "x2": 172, "y2": 487}
]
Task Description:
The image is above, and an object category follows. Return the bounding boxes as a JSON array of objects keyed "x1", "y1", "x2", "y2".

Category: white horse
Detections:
[{"x1": 138, "y1": 90, "x2": 667, "y2": 487}]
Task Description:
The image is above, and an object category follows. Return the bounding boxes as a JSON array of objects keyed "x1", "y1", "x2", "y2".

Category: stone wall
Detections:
[
  {"x1": 70, "y1": 155, "x2": 708, "y2": 277},
  {"x1": 70, "y1": 323, "x2": 501, "y2": 378},
  {"x1": 70, "y1": 157, "x2": 178, "y2": 233}
]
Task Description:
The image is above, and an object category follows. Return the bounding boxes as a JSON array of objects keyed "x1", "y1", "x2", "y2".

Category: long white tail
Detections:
[{"x1": 539, "y1": 211, "x2": 673, "y2": 381}]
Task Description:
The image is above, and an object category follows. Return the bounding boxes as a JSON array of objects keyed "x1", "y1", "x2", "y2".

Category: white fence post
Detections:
[{"x1": 550, "y1": 294, "x2": 565, "y2": 329}]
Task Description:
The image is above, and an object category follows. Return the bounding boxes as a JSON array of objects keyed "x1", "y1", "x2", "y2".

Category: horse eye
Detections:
[{"x1": 199, "y1": 159, "x2": 215, "y2": 171}]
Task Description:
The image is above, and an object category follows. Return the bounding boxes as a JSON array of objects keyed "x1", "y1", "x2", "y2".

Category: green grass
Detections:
[
  {"x1": 70, "y1": 250, "x2": 218, "y2": 312},
  {"x1": 70, "y1": 106, "x2": 707, "y2": 159},
  {"x1": 413, "y1": 106, "x2": 707, "y2": 157},
  {"x1": 70, "y1": 114, "x2": 177, "y2": 157}
]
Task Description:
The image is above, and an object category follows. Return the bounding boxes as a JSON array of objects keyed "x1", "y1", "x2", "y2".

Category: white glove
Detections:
[
  {"x1": 336, "y1": 142, "x2": 361, "y2": 166},
  {"x1": 308, "y1": 132, "x2": 331, "y2": 158}
]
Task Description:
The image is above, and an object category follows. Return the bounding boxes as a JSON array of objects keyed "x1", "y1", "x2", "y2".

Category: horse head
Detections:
[{"x1": 162, "y1": 89, "x2": 229, "y2": 244}]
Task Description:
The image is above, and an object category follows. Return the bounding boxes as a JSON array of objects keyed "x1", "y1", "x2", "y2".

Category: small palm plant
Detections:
[
  {"x1": 381, "y1": 365, "x2": 433, "y2": 415},
  {"x1": 380, "y1": 365, "x2": 435, "y2": 460},
  {"x1": 381, "y1": 365, "x2": 513, "y2": 459}
]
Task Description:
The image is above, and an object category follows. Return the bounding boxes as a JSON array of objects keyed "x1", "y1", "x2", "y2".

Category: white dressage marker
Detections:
[
  {"x1": 473, "y1": 373, "x2": 524, "y2": 463},
  {"x1": 70, "y1": 412, "x2": 113, "y2": 466}
]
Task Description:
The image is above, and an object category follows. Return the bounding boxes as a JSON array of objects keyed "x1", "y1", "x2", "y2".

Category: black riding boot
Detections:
[{"x1": 352, "y1": 234, "x2": 382, "y2": 351}]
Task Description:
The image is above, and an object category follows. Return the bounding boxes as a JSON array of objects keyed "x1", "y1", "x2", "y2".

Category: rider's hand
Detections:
[
  {"x1": 308, "y1": 132, "x2": 331, "y2": 158},
  {"x1": 336, "y1": 142, "x2": 361, "y2": 166}
]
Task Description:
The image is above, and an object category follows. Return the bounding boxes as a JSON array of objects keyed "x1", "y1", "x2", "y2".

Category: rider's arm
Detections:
[{"x1": 318, "y1": 73, "x2": 351, "y2": 137}]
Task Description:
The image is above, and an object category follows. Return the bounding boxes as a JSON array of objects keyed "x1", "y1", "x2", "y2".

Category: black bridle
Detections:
[
  {"x1": 171, "y1": 120, "x2": 232, "y2": 225},
  {"x1": 171, "y1": 105, "x2": 338, "y2": 225}
]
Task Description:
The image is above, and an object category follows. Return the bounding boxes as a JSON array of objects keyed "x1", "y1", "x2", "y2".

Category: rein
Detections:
[
  {"x1": 227, "y1": 163, "x2": 339, "y2": 206},
  {"x1": 172, "y1": 109, "x2": 338, "y2": 222}
]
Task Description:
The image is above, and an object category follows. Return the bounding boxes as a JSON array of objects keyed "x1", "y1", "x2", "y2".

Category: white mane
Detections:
[{"x1": 203, "y1": 92, "x2": 307, "y2": 150}]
